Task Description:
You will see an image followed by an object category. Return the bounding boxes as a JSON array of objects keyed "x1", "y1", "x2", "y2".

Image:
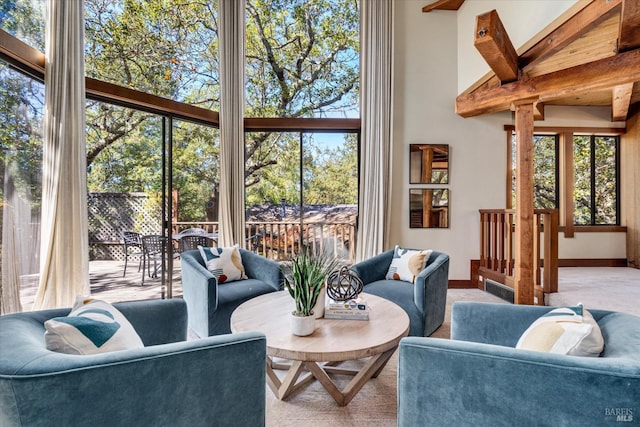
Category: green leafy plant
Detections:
[{"x1": 284, "y1": 250, "x2": 340, "y2": 317}]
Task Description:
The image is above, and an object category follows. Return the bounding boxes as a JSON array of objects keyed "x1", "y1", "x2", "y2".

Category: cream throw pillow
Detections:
[
  {"x1": 198, "y1": 244, "x2": 247, "y2": 283},
  {"x1": 385, "y1": 245, "x2": 432, "y2": 283},
  {"x1": 45, "y1": 297, "x2": 144, "y2": 355},
  {"x1": 516, "y1": 304, "x2": 604, "y2": 357}
]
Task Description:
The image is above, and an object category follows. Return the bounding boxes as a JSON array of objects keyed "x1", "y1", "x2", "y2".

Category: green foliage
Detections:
[
  {"x1": 172, "y1": 121, "x2": 220, "y2": 221},
  {"x1": 1, "y1": 0, "x2": 360, "y2": 225},
  {"x1": 283, "y1": 249, "x2": 340, "y2": 316},
  {"x1": 511, "y1": 134, "x2": 558, "y2": 210},
  {"x1": 0, "y1": 0, "x2": 45, "y2": 50},
  {"x1": 574, "y1": 135, "x2": 618, "y2": 225},
  {"x1": 0, "y1": 0, "x2": 45, "y2": 212},
  {"x1": 0, "y1": 64, "x2": 44, "y2": 212},
  {"x1": 512, "y1": 133, "x2": 619, "y2": 225},
  {"x1": 304, "y1": 134, "x2": 358, "y2": 205}
]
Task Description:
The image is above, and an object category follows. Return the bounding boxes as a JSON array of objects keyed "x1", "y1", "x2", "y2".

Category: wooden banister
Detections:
[{"x1": 479, "y1": 209, "x2": 558, "y2": 305}]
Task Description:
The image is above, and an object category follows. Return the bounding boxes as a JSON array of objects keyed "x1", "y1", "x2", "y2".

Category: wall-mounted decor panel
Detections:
[
  {"x1": 409, "y1": 188, "x2": 449, "y2": 228},
  {"x1": 410, "y1": 144, "x2": 449, "y2": 184}
]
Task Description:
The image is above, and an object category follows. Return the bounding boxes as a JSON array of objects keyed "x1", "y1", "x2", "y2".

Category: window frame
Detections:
[
  {"x1": 504, "y1": 125, "x2": 625, "y2": 234},
  {"x1": 573, "y1": 134, "x2": 621, "y2": 227}
]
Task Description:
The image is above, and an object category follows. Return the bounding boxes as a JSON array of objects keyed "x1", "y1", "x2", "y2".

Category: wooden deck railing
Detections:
[
  {"x1": 173, "y1": 221, "x2": 356, "y2": 263},
  {"x1": 478, "y1": 209, "x2": 558, "y2": 305}
]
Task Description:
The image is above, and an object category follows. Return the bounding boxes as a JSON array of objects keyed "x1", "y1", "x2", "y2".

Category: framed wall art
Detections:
[
  {"x1": 409, "y1": 188, "x2": 449, "y2": 228},
  {"x1": 409, "y1": 144, "x2": 449, "y2": 184}
]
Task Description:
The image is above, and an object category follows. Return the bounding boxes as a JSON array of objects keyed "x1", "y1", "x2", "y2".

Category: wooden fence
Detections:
[{"x1": 88, "y1": 193, "x2": 356, "y2": 264}]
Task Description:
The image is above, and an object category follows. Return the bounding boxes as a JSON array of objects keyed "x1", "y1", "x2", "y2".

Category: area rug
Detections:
[{"x1": 265, "y1": 288, "x2": 505, "y2": 427}]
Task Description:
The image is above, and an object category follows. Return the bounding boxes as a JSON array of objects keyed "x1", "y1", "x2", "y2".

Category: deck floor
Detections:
[{"x1": 19, "y1": 259, "x2": 184, "y2": 311}]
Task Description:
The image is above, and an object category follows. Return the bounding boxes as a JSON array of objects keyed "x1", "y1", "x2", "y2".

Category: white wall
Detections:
[
  {"x1": 393, "y1": 0, "x2": 509, "y2": 280},
  {"x1": 457, "y1": 0, "x2": 578, "y2": 93},
  {"x1": 392, "y1": 1, "x2": 627, "y2": 281}
]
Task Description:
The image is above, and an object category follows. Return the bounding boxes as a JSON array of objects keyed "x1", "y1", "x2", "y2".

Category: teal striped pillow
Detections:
[{"x1": 45, "y1": 297, "x2": 144, "y2": 355}]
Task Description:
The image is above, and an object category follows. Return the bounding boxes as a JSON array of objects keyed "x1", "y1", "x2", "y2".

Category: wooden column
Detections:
[
  {"x1": 623, "y1": 106, "x2": 640, "y2": 268},
  {"x1": 514, "y1": 103, "x2": 535, "y2": 305},
  {"x1": 422, "y1": 190, "x2": 433, "y2": 228},
  {"x1": 420, "y1": 147, "x2": 434, "y2": 183}
]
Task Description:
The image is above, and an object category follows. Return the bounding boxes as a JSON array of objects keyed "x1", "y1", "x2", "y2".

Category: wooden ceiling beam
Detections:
[
  {"x1": 533, "y1": 102, "x2": 545, "y2": 121},
  {"x1": 474, "y1": 10, "x2": 519, "y2": 83},
  {"x1": 617, "y1": 0, "x2": 640, "y2": 52},
  {"x1": 422, "y1": 0, "x2": 465, "y2": 13},
  {"x1": 519, "y1": 0, "x2": 622, "y2": 70},
  {"x1": 611, "y1": 83, "x2": 634, "y2": 121},
  {"x1": 456, "y1": 48, "x2": 640, "y2": 117}
]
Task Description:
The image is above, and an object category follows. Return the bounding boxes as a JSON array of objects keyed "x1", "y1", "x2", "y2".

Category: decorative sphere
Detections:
[{"x1": 326, "y1": 266, "x2": 363, "y2": 301}]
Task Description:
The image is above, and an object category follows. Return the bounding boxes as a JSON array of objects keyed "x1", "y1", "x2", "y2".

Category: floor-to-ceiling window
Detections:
[
  {"x1": 84, "y1": 0, "x2": 221, "y2": 297},
  {"x1": 0, "y1": 0, "x2": 360, "y2": 310},
  {"x1": 0, "y1": 0, "x2": 45, "y2": 313},
  {"x1": 244, "y1": 0, "x2": 360, "y2": 263},
  {"x1": 0, "y1": 61, "x2": 44, "y2": 312}
]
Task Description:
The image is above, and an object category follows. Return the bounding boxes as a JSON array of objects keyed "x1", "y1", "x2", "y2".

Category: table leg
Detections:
[
  {"x1": 304, "y1": 347, "x2": 397, "y2": 406},
  {"x1": 266, "y1": 358, "x2": 315, "y2": 400}
]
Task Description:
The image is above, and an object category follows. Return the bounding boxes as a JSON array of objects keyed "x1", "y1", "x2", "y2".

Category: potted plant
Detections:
[{"x1": 283, "y1": 249, "x2": 340, "y2": 336}]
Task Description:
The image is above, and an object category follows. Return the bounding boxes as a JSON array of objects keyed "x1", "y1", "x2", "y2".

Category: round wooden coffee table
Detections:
[{"x1": 230, "y1": 291, "x2": 409, "y2": 406}]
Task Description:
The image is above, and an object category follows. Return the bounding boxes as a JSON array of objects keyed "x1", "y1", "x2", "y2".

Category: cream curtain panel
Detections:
[
  {"x1": 355, "y1": 0, "x2": 395, "y2": 262},
  {"x1": 218, "y1": 0, "x2": 247, "y2": 247},
  {"x1": 33, "y1": 0, "x2": 90, "y2": 309},
  {"x1": 1, "y1": 171, "x2": 22, "y2": 314}
]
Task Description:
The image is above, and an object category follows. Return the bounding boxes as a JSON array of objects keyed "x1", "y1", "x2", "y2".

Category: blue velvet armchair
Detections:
[
  {"x1": 180, "y1": 248, "x2": 283, "y2": 337},
  {"x1": 350, "y1": 249, "x2": 449, "y2": 336},
  {"x1": 0, "y1": 298, "x2": 267, "y2": 427},
  {"x1": 398, "y1": 301, "x2": 640, "y2": 426}
]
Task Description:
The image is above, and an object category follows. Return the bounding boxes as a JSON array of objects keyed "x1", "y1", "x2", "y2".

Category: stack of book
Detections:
[{"x1": 324, "y1": 296, "x2": 370, "y2": 320}]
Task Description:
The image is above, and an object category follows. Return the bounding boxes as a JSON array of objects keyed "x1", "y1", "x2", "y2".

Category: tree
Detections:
[
  {"x1": 0, "y1": 0, "x2": 45, "y2": 210},
  {"x1": 1, "y1": 0, "x2": 360, "y2": 223},
  {"x1": 84, "y1": 0, "x2": 359, "y2": 220},
  {"x1": 244, "y1": 0, "x2": 359, "y2": 197}
]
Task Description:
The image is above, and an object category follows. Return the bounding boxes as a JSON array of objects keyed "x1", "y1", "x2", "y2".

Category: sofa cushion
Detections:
[
  {"x1": 516, "y1": 304, "x2": 603, "y2": 357},
  {"x1": 198, "y1": 244, "x2": 247, "y2": 283},
  {"x1": 44, "y1": 297, "x2": 144, "y2": 355},
  {"x1": 385, "y1": 245, "x2": 432, "y2": 283}
]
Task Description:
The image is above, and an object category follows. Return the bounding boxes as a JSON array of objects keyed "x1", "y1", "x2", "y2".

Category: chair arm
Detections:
[
  {"x1": 240, "y1": 249, "x2": 284, "y2": 291},
  {"x1": 180, "y1": 250, "x2": 219, "y2": 338},
  {"x1": 115, "y1": 298, "x2": 187, "y2": 345},
  {"x1": 413, "y1": 251, "x2": 449, "y2": 313},
  {"x1": 398, "y1": 336, "x2": 640, "y2": 427},
  {"x1": 450, "y1": 301, "x2": 561, "y2": 347},
  {"x1": 350, "y1": 249, "x2": 394, "y2": 284},
  {"x1": 0, "y1": 332, "x2": 267, "y2": 427}
]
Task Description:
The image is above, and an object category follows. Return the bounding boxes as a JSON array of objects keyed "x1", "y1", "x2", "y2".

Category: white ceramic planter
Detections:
[{"x1": 291, "y1": 313, "x2": 315, "y2": 336}]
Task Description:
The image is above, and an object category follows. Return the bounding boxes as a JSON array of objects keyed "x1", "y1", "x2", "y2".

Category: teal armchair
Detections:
[
  {"x1": 180, "y1": 248, "x2": 284, "y2": 337},
  {"x1": 0, "y1": 299, "x2": 267, "y2": 427},
  {"x1": 398, "y1": 302, "x2": 640, "y2": 426},
  {"x1": 350, "y1": 249, "x2": 449, "y2": 336}
]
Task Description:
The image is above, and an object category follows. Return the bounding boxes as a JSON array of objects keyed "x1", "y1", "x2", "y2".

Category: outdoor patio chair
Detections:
[
  {"x1": 121, "y1": 231, "x2": 144, "y2": 278},
  {"x1": 179, "y1": 234, "x2": 214, "y2": 252},
  {"x1": 141, "y1": 235, "x2": 179, "y2": 285}
]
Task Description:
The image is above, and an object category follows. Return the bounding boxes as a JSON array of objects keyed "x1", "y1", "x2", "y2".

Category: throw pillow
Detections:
[
  {"x1": 44, "y1": 297, "x2": 144, "y2": 355},
  {"x1": 198, "y1": 244, "x2": 247, "y2": 283},
  {"x1": 385, "y1": 245, "x2": 432, "y2": 283},
  {"x1": 516, "y1": 303, "x2": 604, "y2": 357}
]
